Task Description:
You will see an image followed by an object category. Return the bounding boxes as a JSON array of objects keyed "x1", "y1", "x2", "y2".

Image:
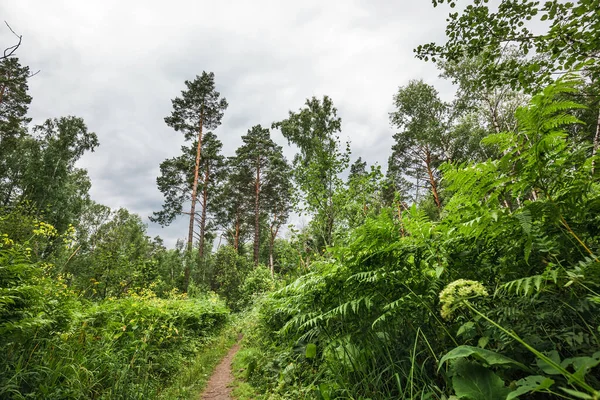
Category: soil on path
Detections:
[{"x1": 200, "y1": 338, "x2": 242, "y2": 400}]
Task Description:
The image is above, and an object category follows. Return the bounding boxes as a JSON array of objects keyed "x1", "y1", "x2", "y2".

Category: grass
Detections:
[{"x1": 230, "y1": 348, "x2": 267, "y2": 400}]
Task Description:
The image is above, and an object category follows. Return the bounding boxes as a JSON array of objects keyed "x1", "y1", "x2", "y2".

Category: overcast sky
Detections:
[{"x1": 1, "y1": 0, "x2": 456, "y2": 246}]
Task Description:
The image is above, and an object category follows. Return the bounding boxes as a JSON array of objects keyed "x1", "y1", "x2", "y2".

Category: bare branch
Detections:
[{"x1": 2, "y1": 21, "x2": 22, "y2": 60}]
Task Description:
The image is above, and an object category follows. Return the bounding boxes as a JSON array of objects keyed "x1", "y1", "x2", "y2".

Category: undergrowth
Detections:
[
  {"x1": 232, "y1": 77, "x2": 600, "y2": 399},
  {"x1": 0, "y1": 233, "x2": 230, "y2": 399}
]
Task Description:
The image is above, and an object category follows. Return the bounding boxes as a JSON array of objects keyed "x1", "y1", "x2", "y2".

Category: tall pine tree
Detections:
[
  {"x1": 152, "y1": 132, "x2": 225, "y2": 289},
  {"x1": 162, "y1": 72, "x2": 228, "y2": 253},
  {"x1": 234, "y1": 125, "x2": 291, "y2": 266}
]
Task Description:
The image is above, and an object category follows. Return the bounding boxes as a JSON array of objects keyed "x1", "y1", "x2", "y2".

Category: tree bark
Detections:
[
  {"x1": 199, "y1": 163, "x2": 209, "y2": 260},
  {"x1": 268, "y1": 221, "x2": 279, "y2": 278},
  {"x1": 424, "y1": 149, "x2": 442, "y2": 209},
  {"x1": 325, "y1": 176, "x2": 334, "y2": 247},
  {"x1": 233, "y1": 211, "x2": 240, "y2": 251},
  {"x1": 485, "y1": 95, "x2": 502, "y2": 134},
  {"x1": 592, "y1": 108, "x2": 600, "y2": 175},
  {"x1": 253, "y1": 155, "x2": 261, "y2": 267},
  {"x1": 185, "y1": 107, "x2": 204, "y2": 292}
]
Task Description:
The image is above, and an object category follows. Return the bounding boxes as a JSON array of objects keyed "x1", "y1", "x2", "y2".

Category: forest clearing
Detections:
[{"x1": 1, "y1": 0, "x2": 600, "y2": 399}]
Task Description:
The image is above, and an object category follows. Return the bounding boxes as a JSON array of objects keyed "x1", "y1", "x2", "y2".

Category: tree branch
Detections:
[{"x1": 2, "y1": 21, "x2": 22, "y2": 60}]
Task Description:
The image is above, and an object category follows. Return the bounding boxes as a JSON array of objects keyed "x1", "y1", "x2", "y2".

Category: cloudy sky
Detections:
[{"x1": 1, "y1": 0, "x2": 456, "y2": 246}]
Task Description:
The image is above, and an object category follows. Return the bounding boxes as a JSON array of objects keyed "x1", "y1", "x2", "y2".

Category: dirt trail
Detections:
[{"x1": 200, "y1": 339, "x2": 241, "y2": 400}]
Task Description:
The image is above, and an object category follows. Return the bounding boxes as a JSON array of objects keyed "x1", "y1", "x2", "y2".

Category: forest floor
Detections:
[{"x1": 199, "y1": 336, "x2": 242, "y2": 400}]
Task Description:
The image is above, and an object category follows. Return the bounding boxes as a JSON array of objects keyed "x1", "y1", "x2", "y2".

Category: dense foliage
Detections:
[
  {"x1": 0, "y1": 32, "x2": 274, "y2": 398},
  {"x1": 237, "y1": 76, "x2": 600, "y2": 400},
  {"x1": 0, "y1": 220, "x2": 229, "y2": 399},
  {"x1": 3, "y1": 1, "x2": 600, "y2": 398}
]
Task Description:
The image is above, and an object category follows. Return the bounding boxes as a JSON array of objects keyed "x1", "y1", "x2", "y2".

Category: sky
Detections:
[{"x1": 1, "y1": 0, "x2": 456, "y2": 246}]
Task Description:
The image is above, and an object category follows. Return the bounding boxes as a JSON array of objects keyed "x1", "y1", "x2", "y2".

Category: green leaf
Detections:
[
  {"x1": 452, "y1": 361, "x2": 511, "y2": 400},
  {"x1": 319, "y1": 383, "x2": 331, "y2": 400},
  {"x1": 478, "y1": 336, "x2": 490, "y2": 349},
  {"x1": 306, "y1": 343, "x2": 317, "y2": 359},
  {"x1": 559, "y1": 387, "x2": 594, "y2": 399},
  {"x1": 536, "y1": 350, "x2": 562, "y2": 375},
  {"x1": 457, "y1": 321, "x2": 475, "y2": 337},
  {"x1": 440, "y1": 345, "x2": 530, "y2": 372},
  {"x1": 561, "y1": 353, "x2": 600, "y2": 381},
  {"x1": 506, "y1": 375, "x2": 554, "y2": 399}
]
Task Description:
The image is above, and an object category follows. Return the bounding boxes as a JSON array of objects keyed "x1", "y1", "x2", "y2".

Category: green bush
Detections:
[
  {"x1": 237, "y1": 264, "x2": 275, "y2": 310},
  {"x1": 212, "y1": 245, "x2": 252, "y2": 310},
  {"x1": 0, "y1": 235, "x2": 230, "y2": 399},
  {"x1": 238, "y1": 78, "x2": 600, "y2": 399}
]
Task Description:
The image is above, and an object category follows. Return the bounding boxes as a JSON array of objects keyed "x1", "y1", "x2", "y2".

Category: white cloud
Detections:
[{"x1": 1, "y1": 0, "x2": 455, "y2": 245}]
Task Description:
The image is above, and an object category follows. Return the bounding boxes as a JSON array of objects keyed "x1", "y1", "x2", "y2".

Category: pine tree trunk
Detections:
[
  {"x1": 185, "y1": 108, "x2": 204, "y2": 292},
  {"x1": 199, "y1": 163, "x2": 209, "y2": 260},
  {"x1": 233, "y1": 211, "x2": 240, "y2": 251},
  {"x1": 253, "y1": 155, "x2": 260, "y2": 267}
]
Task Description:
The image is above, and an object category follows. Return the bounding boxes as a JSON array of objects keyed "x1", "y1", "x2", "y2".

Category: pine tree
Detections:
[
  {"x1": 0, "y1": 57, "x2": 32, "y2": 205},
  {"x1": 162, "y1": 72, "x2": 228, "y2": 253},
  {"x1": 389, "y1": 80, "x2": 450, "y2": 208},
  {"x1": 195, "y1": 132, "x2": 226, "y2": 260},
  {"x1": 152, "y1": 132, "x2": 225, "y2": 289},
  {"x1": 215, "y1": 158, "x2": 253, "y2": 252},
  {"x1": 234, "y1": 125, "x2": 291, "y2": 267}
]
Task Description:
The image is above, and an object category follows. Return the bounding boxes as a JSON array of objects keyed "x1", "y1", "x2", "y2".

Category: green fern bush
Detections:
[{"x1": 239, "y1": 76, "x2": 600, "y2": 399}]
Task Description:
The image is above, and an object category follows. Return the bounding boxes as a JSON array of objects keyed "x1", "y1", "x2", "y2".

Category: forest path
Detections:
[{"x1": 199, "y1": 336, "x2": 242, "y2": 400}]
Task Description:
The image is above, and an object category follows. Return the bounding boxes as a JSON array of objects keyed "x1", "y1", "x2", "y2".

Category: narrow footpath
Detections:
[{"x1": 200, "y1": 339, "x2": 242, "y2": 400}]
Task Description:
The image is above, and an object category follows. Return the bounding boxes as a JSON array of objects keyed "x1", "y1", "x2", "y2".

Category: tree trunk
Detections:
[
  {"x1": 325, "y1": 176, "x2": 334, "y2": 247},
  {"x1": 486, "y1": 96, "x2": 502, "y2": 134},
  {"x1": 326, "y1": 212, "x2": 334, "y2": 248},
  {"x1": 268, "y1": 222, "x2": 279, "y2": 278},
  {"x1": 233, "y1": 211, "x2": 240, "y2": 251},
  {"x1": 397, "y1": 202, "x2": 405, "y2": 237},
  {"x1": 253, "y1": 155, "x2": 260, "y2": 266},
  {"x1": 424, "y1": 149, "x2": 442, "y2": 209},
  {"x1": 199, "y1": 163, "x2": 209, "y2": 260},
  {"x1": 185, "y1": 108, "x2": 204, "y2": 292},
  {"x1": 592, "y1": 109, "x2": 600, "y2": 175}
]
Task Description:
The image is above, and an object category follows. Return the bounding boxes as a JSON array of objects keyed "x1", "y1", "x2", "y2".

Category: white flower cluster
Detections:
[{"x1": 439, "y1": 279, "x2": 489, "y2": 320}]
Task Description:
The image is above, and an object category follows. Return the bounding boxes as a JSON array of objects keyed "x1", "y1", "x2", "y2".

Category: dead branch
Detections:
[{"x1": 2, "y1": 21, "x2": 22, "y2": 60}]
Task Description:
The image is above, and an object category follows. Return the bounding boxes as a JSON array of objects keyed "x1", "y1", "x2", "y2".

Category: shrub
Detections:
[{"x1": 0, "y1": 229, "x2": 230, "y2": 399}]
